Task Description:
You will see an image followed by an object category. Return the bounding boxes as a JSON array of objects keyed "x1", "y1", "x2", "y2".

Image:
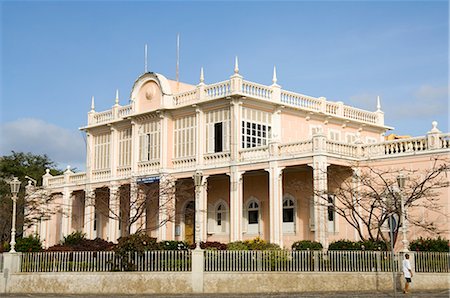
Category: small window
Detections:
[
  {"x1": 283, "y1": 199, "x2": 295, "y2": 223},
  {"x1": 214, "y1": 122, "x2": 223, "y2": 152},
  {"x1": 248, "y1": 201, "x2": 259, "y2": 224}
]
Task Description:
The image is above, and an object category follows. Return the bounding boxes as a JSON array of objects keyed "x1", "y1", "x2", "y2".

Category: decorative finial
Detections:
[
  {"x1": 115, "y1": 89, "x2": 119, "y2": 105},
  {"x1": 45, "y1": 169, "x2": 50, "y2": 174},
  {"x1": 376, "y1": 96, "x2": 381, "y2": 112},
  {"x1": 91, "y1": 96, "x2": 95, "y2": 111},
  {"x1": 272, "y1": 65, "x2": 277, "y2": 84},
  {"x1": 234, "y1": 56, "x2": 239, "y2": 74},
  {"x1": 200, "y1": 67, "x2": 204, "y2": 83},
  {"x1": 430, "y1": 121, "x2": 441, "y2": 133}
]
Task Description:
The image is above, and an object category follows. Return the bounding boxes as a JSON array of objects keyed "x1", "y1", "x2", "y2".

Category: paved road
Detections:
[{"x1": 2, "y1": 290, "x2": 450, "y2": 298}]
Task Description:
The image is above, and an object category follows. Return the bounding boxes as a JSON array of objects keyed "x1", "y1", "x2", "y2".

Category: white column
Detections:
[
  {"x1": 160, "y1": 112, "x2": 169, "y2": 169},
  {"x1": 310, "y1": 156, "x2": 328, "y2": 247},
  {"x1": 158, "y1": 173, "x2": 175, "y2": 241},
  {"x1": 108, "y1": 183, "x2": 120, "y2": 242},
  {"x1": 268, "y1": 165, "x2": 283, "y2": 246},
  {"x1": 229, "y1": 169, "x2": 243, "y2": 242},
  {"x1": 61, "y1": 187, "x2": 72, "y2": 237},
  {"x1": 129, "y1": 180, "x2": 139, "y2": 234},
  {"x1": 200, "y1": 176, "x2": 209, "y2": 242},
  {"x1": 83, "y1": 188, "x2": 96, "y2": 239},
  {"x1": 230, "y1": 99, "x2": 242, "y2": 162}
]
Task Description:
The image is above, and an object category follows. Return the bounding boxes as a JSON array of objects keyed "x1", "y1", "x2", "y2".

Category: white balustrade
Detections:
[
  {"x1": 205, "y1": 81, "x2": 231, "y2": 99},
  {"x1": 280, "y1": 90, "x2": 322, "y2": 111},
  {"x1": 137, "y1": 160, "x2": 160, "y2": 174},
  {"x1": 343, "y1": 106, "x2": 378, "y2": 124},
  {"x1": 363, "y1": 136, "x2": 428, "y2": 158},
  {"x1": 239, "y1": 146, "x2": 269, "y2": 162},
  {"x1": 241, "y1": 80, "x2": 272, "y2": 99},
  {"x1": 440, "y1": 133, "x2": 450, "y2": 149},
  {"x1": 118, "y1": 105, "x2": 133, "y2": 117},
  {"x1": 92, "y1": 169, "x2": 111, "y2": 181},
  {"x1": 93, "y1": 110, "x2": 114, "y2": 124},
  {"x1": 173, "y1": 157, "x2": 196, "y2": 169},
  {"x1": 279, "y1": 141, "x2": 313, "y2": 157},
  {"x1": 204, "y1": 152, "x2": 231, "y2": 165},
  {"x1": 326, "y1": 141, "x2": 359, "y2": 158},
  {"x1": 326, "y1": 102, "x2": 339, "y2": 115},
  {"x1": 48, "y1": 176, "x2": 65, "y2": 187},
  {"x1": 117, "y1": 166, "x2": 132, "y2": 178},
  {"x1": 173, "y1": 89, "x2": 198, "y2": 106},
  {"x1": 69, "y1": 172, "x2": 87, "y2": 184}
]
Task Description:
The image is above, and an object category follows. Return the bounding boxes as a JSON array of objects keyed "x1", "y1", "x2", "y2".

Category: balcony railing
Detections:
[{"x1": 44, "y1": 132, "x2": 449, "y2": 189}]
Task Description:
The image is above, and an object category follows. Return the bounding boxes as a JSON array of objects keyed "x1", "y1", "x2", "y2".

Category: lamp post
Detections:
[
  {"x1": 193, "y1": 171, "x2": 203, "y2": 250},
  {"x1": 397, "y1": 173, "x2": 409, "y2": 252},
  {"x1": 9, "y1": 177, "x2": 21, "y2": 253}
]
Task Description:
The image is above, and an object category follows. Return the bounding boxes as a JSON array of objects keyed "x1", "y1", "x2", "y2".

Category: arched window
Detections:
[
  {"x1": 246, "y1": 199, "x2": 260, "y2": 234},
  {"x1": 207, "y1": 200, "x2": 228, "y2": 234},
  {"x1": 282, "y1": 195, "x2": 296, "y2": 234}
]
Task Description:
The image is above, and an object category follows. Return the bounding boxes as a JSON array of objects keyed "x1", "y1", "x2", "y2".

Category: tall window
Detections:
[
  {"x1": 206, "y1": 109, "x2": 230, "y2": 153},
  {"x1": 346, "y1": 133, "x2": 356, "y2": 144},
  {"x1": 174, "y1": 115, "x2": 196, "y2": 158},
  {"x1": 283, "y1": 196, "x2": 296, "y2": 233},
  {"x1": 118, "y1": 128, "x2": 132, "y2": 167},
  {"x1": 246, "y1": 199, "x2": 260, "y2": 234},
  {"x1": 139, "y1": 121, "x2": 160, "y2": 162},
  {"x1": 241, "y1": 107, "x2": 271, "y2": 149},
  {"x1": 94, "y1": 133, "x2": 111, "y2": 170},
  {"x1": 328, "y1": 130, "x2": 341, "y2": 142}
]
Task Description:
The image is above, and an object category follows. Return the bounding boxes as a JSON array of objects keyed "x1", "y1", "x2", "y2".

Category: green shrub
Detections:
[
  {"x1": 61, "y1": 231, "x2": 86, "y2": 246},
  {"x1": 227, "y1": 241, "x2": 249, "y2": 250},
  {"x1": 11, "y1": 235, "x2": 43, "y2": 252},
  {"x1": 291, "y1": 240, "x2": 323, "y2": 251},
  {"x1": 47, "y1": 237, "x2": 114, "y2": 251},
  {"x1": 410, "y1": 237, "x2": 449, "y2": 252},
  {"x1": 200, "y1": 241, "x2": 227, "y2": 250},
  {"x1": 328, "y1": 239, "x2": 387, "y2": 251},
  {"x1": 160, "y1": 240, "x2": 189, "y2": 250}
]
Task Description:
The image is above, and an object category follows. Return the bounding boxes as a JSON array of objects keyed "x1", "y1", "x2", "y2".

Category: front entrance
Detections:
[{"x1": 184, "y1": 201, "x2": 195, "y2": 244}]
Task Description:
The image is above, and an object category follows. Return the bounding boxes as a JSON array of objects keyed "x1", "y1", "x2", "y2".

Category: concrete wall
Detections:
[{"x1": 4, "y1": 272, "x2": 448, "y2": 294}]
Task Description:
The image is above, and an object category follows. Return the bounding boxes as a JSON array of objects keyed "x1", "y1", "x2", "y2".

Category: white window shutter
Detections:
[
  {"x1": 242, "y1": 205, "x2": 248, "y2": 233},
  {"x1": 223, "y1": 121, "x2": 230, "y2": 151},
  {"x1": 207, "y1": 204, "x2": 215, "y2": 234},
  {"x1": 207, "y1": 123, "x2": 214, "y2": 153},
  {"x1": 309, "y1": 197, "x2": 315, "y2": 231}
]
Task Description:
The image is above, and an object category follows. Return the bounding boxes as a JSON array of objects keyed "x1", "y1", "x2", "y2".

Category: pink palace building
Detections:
[{"x1": 25, "y1": 60, "x2": 450, "y2": 249}]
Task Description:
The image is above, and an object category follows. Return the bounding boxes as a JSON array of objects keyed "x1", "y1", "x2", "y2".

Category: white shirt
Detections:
[{"x1": 403, "y1": 258, "x2": 412, "y2": 278}]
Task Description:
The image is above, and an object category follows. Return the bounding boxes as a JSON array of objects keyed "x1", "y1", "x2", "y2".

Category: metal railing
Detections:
[
  {"x1": 415, "y1": 252, "x2": 450, "y2": 273},
  {"x1": 205, "y1": 250, "x2": 398, "y2": 272},
  {"x1": 20, "y1": 250, "x2": 192, "y2": 272}
]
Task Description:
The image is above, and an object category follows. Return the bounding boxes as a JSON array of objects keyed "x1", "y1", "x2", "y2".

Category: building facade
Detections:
[{"x1": 25, "y1": 62, "x2": 450, "y2": 249}]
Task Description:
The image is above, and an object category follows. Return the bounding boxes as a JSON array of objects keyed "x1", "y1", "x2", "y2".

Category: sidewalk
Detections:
[{"x1": 3, "y1": 290, "x2": 450, "y2": 298}]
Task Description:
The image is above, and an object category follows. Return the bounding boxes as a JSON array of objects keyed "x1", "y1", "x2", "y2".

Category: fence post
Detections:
[
  {"x1": 376, "y1": 251, "x2": 381, "y2": 272},
  {"x1": 191, "y1": 249, "x2": 204, "y2": 293},
  {"x1": 2, "y1": 252, "x2": 21, "y2": 293},
  {"x1": 314, "y1": 251, "x2": 319, "y2": 272}
]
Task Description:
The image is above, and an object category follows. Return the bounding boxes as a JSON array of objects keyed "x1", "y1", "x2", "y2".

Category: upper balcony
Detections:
[
  {"x1": 85, "y1": 71, "x2": 386, "y2": 129},
  {"x1": 44, "y1": 128, "x2": 449, "y2": 189}
]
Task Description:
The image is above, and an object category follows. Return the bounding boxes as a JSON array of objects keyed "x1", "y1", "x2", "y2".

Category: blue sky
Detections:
[{"x1": 0, "y1": 0, "x2": 448, "y2": 171}]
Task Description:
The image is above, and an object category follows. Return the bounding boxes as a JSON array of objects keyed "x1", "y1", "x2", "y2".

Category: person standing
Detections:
[{"x1": 402, "y1": 253, "x2": 413, "y2": 294}]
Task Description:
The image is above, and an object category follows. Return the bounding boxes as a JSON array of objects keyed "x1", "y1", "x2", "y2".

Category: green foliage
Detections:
[
  {"x1": 410, "y1": 237, "x2": 449, "y2": 252},
  {"x1": 227, "y1": 237, "x2": 280, "y2": 251},
  {"x1": 291, "y1": 240, "x2": 323, "y2": 251},
  {"x1": 328, "y1": 239, "x2": 388, "y2": 251},
  {"x1": 0, "y1": 152, "x2": 63, "y2": 244},
  {"x1": 47, "y1": 237, "x2": 114, "y2": 251},
  {"x1": 227, "y1": 241, "x2": 249, "y2": 250},
  {"x1": 114, "y1": 233, "x2": 159, "y2": 254},
  {"x1": 160, "y1": 240, "x2": 189, "y2": 250},
  {"x1": 61, "y1": 231, "x2": 86, "y2": 246},
  {"x1": 200, "y1": 241, "x2": 228, "y2": 250},
  {"x1": 6, "y1": 235, "x2": 43, "y2": 252}
]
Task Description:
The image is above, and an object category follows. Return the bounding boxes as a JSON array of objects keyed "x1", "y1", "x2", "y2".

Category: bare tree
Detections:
[
  {"x1": 294, "y1": 156, "x2": 449, "y2": 247},
  {"x1": 91, "y1": 175, "x2": 194, "y2": 237}
]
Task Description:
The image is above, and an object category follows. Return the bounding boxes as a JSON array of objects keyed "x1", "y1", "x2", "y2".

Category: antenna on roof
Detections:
[
  {"x1": 144, "y1": 44, "x2": 148, "y2": 73},
  {"x1": 176, "y1": 33, "x2": 180, "y2": 91}
]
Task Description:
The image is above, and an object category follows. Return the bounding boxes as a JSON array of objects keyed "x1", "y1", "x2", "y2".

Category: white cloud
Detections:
[
  {"x1": 396, "y1": 84, "x2": 448, "y2": 118},
  {"x1": 0, "y1": 118, "x2": 86, "y2": 171}
]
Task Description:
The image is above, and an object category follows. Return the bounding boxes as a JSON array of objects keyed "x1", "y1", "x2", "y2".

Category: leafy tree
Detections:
[{"x1": 0, "y1": 151, "x2": 62, "y2": 244}]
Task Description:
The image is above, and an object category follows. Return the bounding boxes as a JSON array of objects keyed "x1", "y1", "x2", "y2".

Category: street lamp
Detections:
[
  {"x1": 9, "y1": 177, "x2": 21, "y2": 253},
  {"x1": 193, "y1": 171, "x2": 203, "y2": 250},
  {"x1": 397, "y1": 173, "x2": 409, "y2": 252}
]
